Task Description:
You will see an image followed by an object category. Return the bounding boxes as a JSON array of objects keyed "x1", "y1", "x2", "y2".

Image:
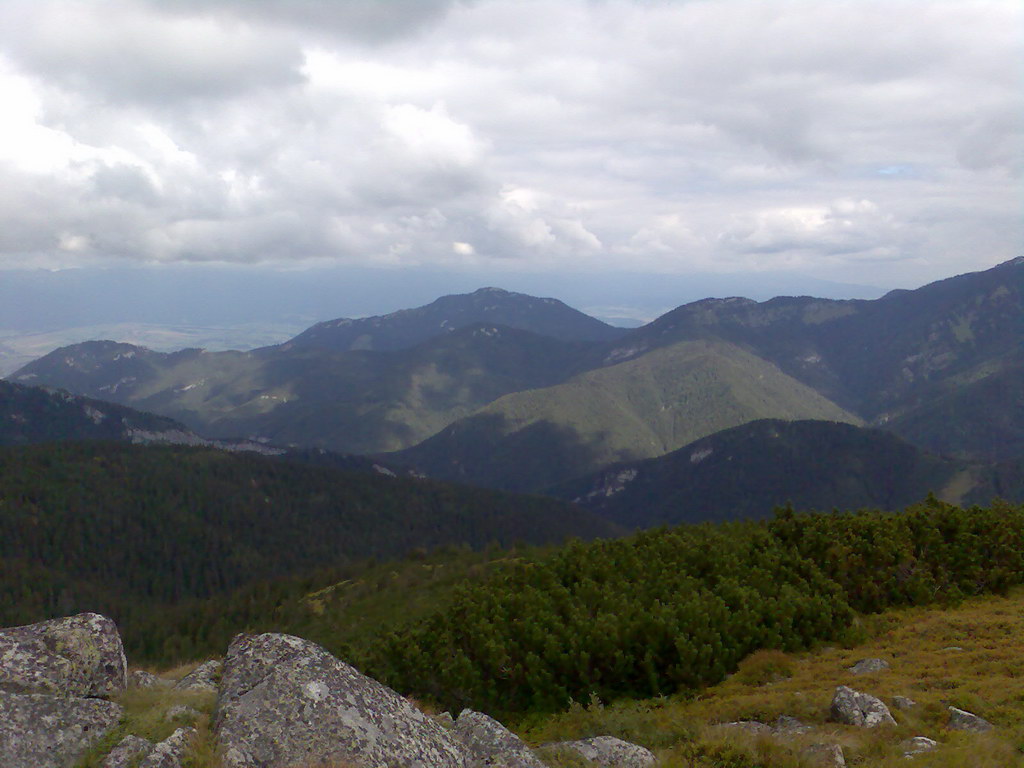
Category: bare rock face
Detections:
[
  {"x1": 947, "y1": 706, "x2": 994, "y2": 732},
  {"x1": 829, "y1": 685, "x2": 896, "y2": 728},
  {"x1": 543, "y1": 735, "x2": 657, "y2": 767},
  {"x1": 0, "y1": 689, "x2": 123, "y2": 768},
  {"x1": 0, "y1": 612, "x2": 128, "y2": 697},
  {"x1": 174, "y1": 659, "x2": 221, "y2": 692},
  {"x1": 101, "y1": 735, "x2": 155, "y2": 768},
  {"x1": 138, "y1": 726, "x2": 197, "y2": 768},
  {"x1": 454, "y1": 709, "x2": 546, "y2": 767},
  {"x1": 214, "y1": 632, "x2": 473, "y2": 768}
]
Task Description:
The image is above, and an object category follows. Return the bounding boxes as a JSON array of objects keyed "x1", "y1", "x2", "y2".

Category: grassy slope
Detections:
[
  {"x1": 90, "y1": 586, "x2": 1024, "y2": 767},
  {"x1": 523, "y1": 588, "x2": 1024, "y2": 767},
  {"x1": 396, "y1": 340, "x2": 860, "y2": 492}
]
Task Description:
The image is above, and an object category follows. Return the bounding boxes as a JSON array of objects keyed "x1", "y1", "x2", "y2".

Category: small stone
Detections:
[
  {"x1": 138, "y1": 726, "x2": 196, "y2": 768},
  {"x1": 891, "y1": 695, "x2": 917, "y2": 710},
  {"x1": 130, "y1": 670, "x2": 169, "y2": 689},
  {"x1": 773, "y1": 715, "x2": 812, "y2": 736},
  {"x1": 901, "y1": 736, "x2": 939, "y2": 757},
  {"x1": 543, "y1": 736, "x2": 656, "y2": 768},
  {"x1": 942, "y1": 646, "x2": 963, "y2": 652},
  {"x1": 716, "y1": 720, "x2": 772, "y2": 736},
  {"x1": 947, "y1": 706, "x2": 993, "y2": 732},
  {"x1": 454, "y1": 708, "x2": 546, "y2": 768},
  {"x1": 101, "y1": 735, "x2": 154, "y2": 768},
  {"x1": 830, "y1": 685, "x2": 896, "y2": 728},
  {"x1": 174, "y1": 659, "x2": 221, "y2": 692},
  {"x1": 435, "y1": 711, "x2": 455, "y2": 727},
  {"x1": 848, "y1": 658, "x2": 889, "y2": 675}
]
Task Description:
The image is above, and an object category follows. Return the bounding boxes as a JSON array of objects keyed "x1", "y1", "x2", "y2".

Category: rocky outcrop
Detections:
[
  {"x1": 0, "y1": 612, "x2": 127, "y2": 697},
  {"x1": 543, "y1": 735, "x2": 657, "y2": 767},
  {"x1": 138, "y1": 726, "x2": 197, "y2": 768},
  {"x1": 454, "y1": 708, "x2": 546, "y2": 767},
  {"x1": 174, "y1": 659, "x2": 221, "y2": 692},
  {"x1": 829, "y1": 685, "x2": 896, "y2": 727},
  {"x1": 847, "y1": 658, "x2": 888, "y2": 675},
  {"x1": 102, "y1": 735, "x2": 154, "y2": 768},
  {"x1": 947, "y1": 706, "x2": 994, "y2": 732},
  {"x1": 215, "y1": 632, "x2": 473, "y2": 768},
  {"x1": 0, "y1": 689, "x2": 123, "y2": 768}
]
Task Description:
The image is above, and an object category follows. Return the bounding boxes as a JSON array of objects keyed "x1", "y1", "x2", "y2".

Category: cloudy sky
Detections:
[{"x1": 0, "y1": 0, "x2": 1020, "y2": 293}]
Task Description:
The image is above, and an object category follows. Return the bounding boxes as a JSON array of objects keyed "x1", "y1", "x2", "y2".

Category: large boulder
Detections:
[
  {"x1": 0, "y1": 689, "x2": 123, "y2": 768},
  {"x1": 454, "y1": 708, "x2": 546, "y2": 767},
  {"x1": 214, "y1": 632, "x2": 473, "y2": 768},
  {"x1": 0, "y1": 612, "x2": 127, "y2": 697},
  {"x1": 544, "y1": 735, "x2": 657, "y2": 767},
  {"x1": 829, "y1": 685, "x2": 896, "y2": 728}
]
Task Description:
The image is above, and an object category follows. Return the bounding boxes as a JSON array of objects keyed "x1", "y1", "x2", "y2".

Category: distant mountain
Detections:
[
  {"x1": 391, "y1": 340, "x2": 859, "y2": 493},
  {"x1": 600, "y1": 257, "x2": 1023, "y2": 460},
  {"x1": 286, "y1": 286, "x2": 627, "y2": 352},
  {"x1": 554, "y1": 419, "x2": 1023, "y2": 528},
  {"x1": 0, "y1": 379, "x2": 196, "y2": 446},
  {"x1": 11, "y1": 323, "x2": 599, "y2": 454}
]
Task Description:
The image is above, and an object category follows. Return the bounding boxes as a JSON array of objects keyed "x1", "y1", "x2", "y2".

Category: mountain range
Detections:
[{"x1": 7, "y1": 257, "x2": 1022, "y2": 504}]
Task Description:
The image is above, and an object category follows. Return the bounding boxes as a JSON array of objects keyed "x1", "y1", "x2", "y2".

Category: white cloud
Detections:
[{"x1": 0, "y1": 0, "x2": 1018, "y2": 286}]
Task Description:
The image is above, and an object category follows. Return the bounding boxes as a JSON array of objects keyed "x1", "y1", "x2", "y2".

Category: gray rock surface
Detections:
[
  {"x1": 773, "y1": 715, "x2": 812, "y2": 736},
  {"x1": 829, "y1": 685, "x2": 896, "y2": 727},
  {"x1": 544, "y1": 735, "x2": 656, "y2": 767},
  {"x1": 101, "y1": 735, "x2": 154, "y2": 768},
  {"x1": 892, "y1": 695, "x2": 916, "y2": 710},
  {"x1": 454, "y1": 708, "x2": 546, "y2": 767},
  {"x1": 0, "y1": 689, "x2": 123, "y2": 768},
  {"x1": 847, "y1": 658, "x2": 889, "y2": 675},
  {"x1": 215, "y1": 632, "x2": 472, "y2": 768},
  {"x1": 0, "y1": 612, "x2": 128, "y2": 697},
  {"x1": 947, "y1": 706, "x2": 993, "y2": 732},
  {"x1": 901, "y1": 736, "x2": 939, "y2": 757},
  {"x1": 138, "y1": 726, "x2": 196, "y2": 768},
  {"x1": 174, "y1": 659, "x2": 221, "y2": 692}
]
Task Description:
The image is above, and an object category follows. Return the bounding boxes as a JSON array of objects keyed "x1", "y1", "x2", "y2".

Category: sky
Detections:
[{"x1": 0, "y1": 0, "x2": 1020, "y2": 298}]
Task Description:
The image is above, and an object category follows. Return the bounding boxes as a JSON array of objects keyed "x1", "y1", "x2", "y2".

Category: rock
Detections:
[
  {"x1": 0, "y1": 612, "x2": 128, "y2": 697},
  {"x1": 773, "y1": 715, "x2": 812, "y2": 736},
  {"x1": 101, "y1": 735, "x2": 155, "y2": 768},
  {"x1": 716, "y1": 720, "x2": 772, "y2": 736},
  {"x1": 891, "y1": 695, "x2": 916, "y2": 710},
  {"x1": 0, "y1": 689, "x2": 123, "y2": 768},
  {"x1": 543, "y1": 735, "x2": 656, "y2": 767},
  {"x1": 801, "y1": 743, "x2": 846, "y2": 768},
  {"x1": 947, "y1": 706, "x2": 994, "y2": 732},
  {"x1": 165, "y1": 704, "x2": 201, "y2": 723},
  {"x1": 847, "y1": 658, "x2": 889, "y2": 675},
  {"x1": 138, "y1": 726, "x2": 197, "y2": 768},
  {"x1": 130, "y1": 670, "x2": 169, "y2": 688},
  {"x1": 901, "y1": 736, "x2": 939, "y2": 757},
  {"x1": 215, "y1": 632, "x2": 472, "y2": 768},
  {"x1": 174, "y1": 659, "x2": 221, "y2": 692},
  {"x1": 435, "y1": 711, "x2": 456, "y2": 728},
  {"x1": 454, "y1": 708, "x2": 546, "y2": 767},
  {"x1": 829, "y1": 685, "x2": 896, "y2": 727}
]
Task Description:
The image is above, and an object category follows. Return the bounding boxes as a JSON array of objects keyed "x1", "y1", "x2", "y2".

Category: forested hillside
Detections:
[{"x1": 0, "y1": 442, "x2": 615, "y2": 641}]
